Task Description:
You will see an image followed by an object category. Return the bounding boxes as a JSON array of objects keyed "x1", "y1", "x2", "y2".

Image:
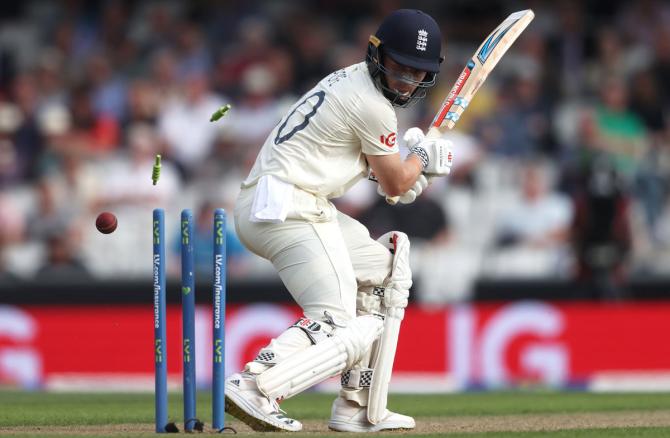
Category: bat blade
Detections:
[{"x1": 432, "y1": 9, "x2": 535, "y2": 131}]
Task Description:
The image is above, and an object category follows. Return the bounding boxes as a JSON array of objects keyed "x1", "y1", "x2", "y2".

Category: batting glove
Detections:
[{"x1": 377, "y1": 173, "x2": 434, "y2": 204}]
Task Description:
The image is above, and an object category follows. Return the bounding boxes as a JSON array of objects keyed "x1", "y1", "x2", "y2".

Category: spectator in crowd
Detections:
[
  {"x1": 650, "y1": 26, "x2": 670, "y2": 106},
  {"x1": 158, "y1": 70, "x2": 226, "y2": 179},
  {"x1": 11, "y1": 73, "x2": 44, "y2": 183},
  {"x1": 496, "y1": 162, "x2": 573, "y2": 248},
  {"x1": 360, "y1": 193, "x2": 449, "y2": 243},
  {"x1": 26, "y1": 176, "x2": 88, "y2": 279},
  {"x1": 331, "y1": 179, "x2": 378, "y2": 221},
  {"x1": 149, "y1": 49, "x2": 181, "y2": 104},
  {"x1": 85, "y1": 53, "x2": 128, "y2": 122},
  {"x1": 584, "y1": 76, "x2": 664, "y2": 241},
  {"x1": 586, "y1": 27, "x2": 647, "y2": 95},
  {"x1": 592, "y1": 76, "x2": 648, "y2": 183},
  {"x1": 0, "y1": 191, "x2": 25, "y2": 281},
  {"x1": 0, "y1": 102, "x2": 24, "y2": 185},
  {"x1": 629, "y1": 69, "x2": 668, "y2": 242},
  {"x1": 129, "y1": 2, "x2": 180, "y2": 57},
  {"x1": 36, "y1": 229, "x2": 90, "y2": 279},
  {"x1": 477, "y1": 68, "x2": 555, "y2": 158},
  {"x1": 69, "y1": 83, "x2": 120, "y2": 154},
  {"x1": 35, "y1": 49, "x2": 68, "y2": 117},
  {"x1": 616, "y1": 0, "x2": 670, "y2": 48},
  {"x1": 265, "y1": 47, "x2": 298, "y2": 97},
  {"x1": 97, "y1": 0, "x2": 132, "y2": 57},
  {"x1": 629, "y1": 69, "x2": 666, "y2": 135},
  {"x1": 287, "y1": 16, "x2": 336, "y2": 92},
  {"x1": 96, "y1": 123, "x2": 179, "y2": 208},
  {"x1": 39, "y1": 148, "x2": 99, "y2": 217},
  {"x1": 221, "y1": 63, "x2": 288, "y2": 149},
  {"x1": 34, "y1": 103, "x2": 73, "y2": 177},
  {"x1": 572, "y1": 156, "x2": 632, "y2": 299},
  {"x1": 26, "y1": 178, "x2": 76, "y2": 242},
  {"x1": 213, "y1": 16, "x2": 275, "y2": 99},
  {"x1": 121, "y1": 79, "x2": 161, "y2": 131},
  {"x1": 174, "y1": 21, "x2": 213, "y2": 79},
  {"x1": 548, "y1": 0, "x2": 591, "y2": 98},
  {"x1": 491, "y1": 160, "x2": 574, "y2": 277}
]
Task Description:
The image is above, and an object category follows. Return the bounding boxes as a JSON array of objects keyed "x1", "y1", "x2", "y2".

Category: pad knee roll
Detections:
[{"x1": 356, "y1": 231, "x2": 412, "y2": 318}]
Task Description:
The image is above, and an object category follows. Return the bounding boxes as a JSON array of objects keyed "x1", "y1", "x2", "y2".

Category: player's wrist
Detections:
[
  {"x1": 406, "y1": 151, "x2": 426, "y2": 172},
  {"x1": 409, "y1": 146, "x2": 429, "y2": 170}
]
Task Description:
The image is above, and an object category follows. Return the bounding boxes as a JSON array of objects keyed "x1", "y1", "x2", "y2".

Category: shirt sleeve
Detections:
[{"x1": 348, "y1": 95, "x2": 399, "y2": 156}]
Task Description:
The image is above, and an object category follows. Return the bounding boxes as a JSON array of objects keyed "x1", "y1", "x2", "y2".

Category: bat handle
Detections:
[
  {"x1": 426, "y1": 126, "x2": 443, "y2": 138},
  {"x1": 385, "y1": 126, "x2": 443, "y2": 205}
]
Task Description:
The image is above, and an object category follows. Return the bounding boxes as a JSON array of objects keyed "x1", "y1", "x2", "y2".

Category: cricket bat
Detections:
[{"x1": 387, "y1": 9, "x2": 535, "y2": 204}]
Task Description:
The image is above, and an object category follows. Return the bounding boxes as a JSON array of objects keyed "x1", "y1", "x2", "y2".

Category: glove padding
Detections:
[
  {"x1": 377, "y1": 173, "x2": 434, "y2": 204},
  {"x1": 409, "y1": 138, "x2": 453, "y2": 175},
  {"x1": 403, "y1": 127, "x2": 425, "y2": 148}
]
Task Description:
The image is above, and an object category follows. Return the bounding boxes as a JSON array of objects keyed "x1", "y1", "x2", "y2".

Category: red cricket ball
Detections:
[{"x1": 96, "y1": 212, "x2": 118, "y2": 234}]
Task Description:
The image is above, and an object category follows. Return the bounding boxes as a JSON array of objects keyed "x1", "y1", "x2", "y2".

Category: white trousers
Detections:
[{"x1": 235, "y1": 186, "x2": 392, "y2": 323}]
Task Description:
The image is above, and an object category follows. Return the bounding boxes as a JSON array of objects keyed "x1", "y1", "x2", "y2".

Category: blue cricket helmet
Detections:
[{"x1": 366, "y1": 9, "x2": 444, "y2": 107}]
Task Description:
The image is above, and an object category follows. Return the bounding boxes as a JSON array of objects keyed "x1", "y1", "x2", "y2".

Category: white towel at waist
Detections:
[{"x1": 249, "y1": 174, "x2": 294, "y2": 223}]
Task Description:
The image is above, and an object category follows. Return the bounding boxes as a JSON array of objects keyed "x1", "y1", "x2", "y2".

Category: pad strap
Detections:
[
  {"x1": 254, "y1": 350, "x2": 277, "y2": 365},
  {"x1": 341, "y1": 368, "x2": 374, "y2": 389},
  {"x1": 291, "y1": 317, "x2": 332, "y2": 344}
]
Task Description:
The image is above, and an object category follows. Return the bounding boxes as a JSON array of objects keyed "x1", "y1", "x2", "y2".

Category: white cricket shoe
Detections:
[
  {"x1": 225, "y1": 372, "x2": 302, "y2": 432},
  {"x1": 328, "y1": 396, "x2": 415, "y2": 432}
]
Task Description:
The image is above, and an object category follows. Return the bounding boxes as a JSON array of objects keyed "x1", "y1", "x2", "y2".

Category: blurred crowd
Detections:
[{"x1": 1, "y1": 0, "x2": 670, "y2": 302}]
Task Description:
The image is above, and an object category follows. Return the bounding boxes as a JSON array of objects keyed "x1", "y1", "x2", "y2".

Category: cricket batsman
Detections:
[{"x1": 226, "y1": 9, "x2": 453, "y2": 432}]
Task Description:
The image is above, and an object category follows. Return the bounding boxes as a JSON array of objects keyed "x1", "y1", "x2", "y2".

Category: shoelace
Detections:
[
  {"x1": 269, "y1": 398, "x2": 295, "y2": 424},
  {"x1": 240, "y1": 371, "x2": 294, "y2": 425},
  {"x1": 269, "y1": 398, "x2": 285, "y2": 414}
]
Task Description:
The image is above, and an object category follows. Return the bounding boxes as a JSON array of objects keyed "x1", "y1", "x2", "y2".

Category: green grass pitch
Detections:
[{"x1": 1, "y1": 391, "x2": 670, "y2": 437}]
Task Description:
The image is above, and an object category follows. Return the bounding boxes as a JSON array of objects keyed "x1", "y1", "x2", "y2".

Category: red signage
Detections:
[{"x1": 1, "y1": 302, "x2": 669, "y2": 390}]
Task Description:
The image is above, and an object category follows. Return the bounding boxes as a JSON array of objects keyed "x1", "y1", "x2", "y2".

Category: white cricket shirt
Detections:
[{"x1": 242, "y1": 62, "x2": 399, "y2": 198}]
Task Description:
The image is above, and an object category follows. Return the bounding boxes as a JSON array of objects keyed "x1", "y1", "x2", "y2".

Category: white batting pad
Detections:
[
  {"x1": 368, "y1": 231, "x2": 411, "y2": 424},
  {"x1": 367, "y1": 308, "x2": 403, "y2": 423},
  {"x1": 256, "y1": 315, "x2": 383, "y2": 401}
]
